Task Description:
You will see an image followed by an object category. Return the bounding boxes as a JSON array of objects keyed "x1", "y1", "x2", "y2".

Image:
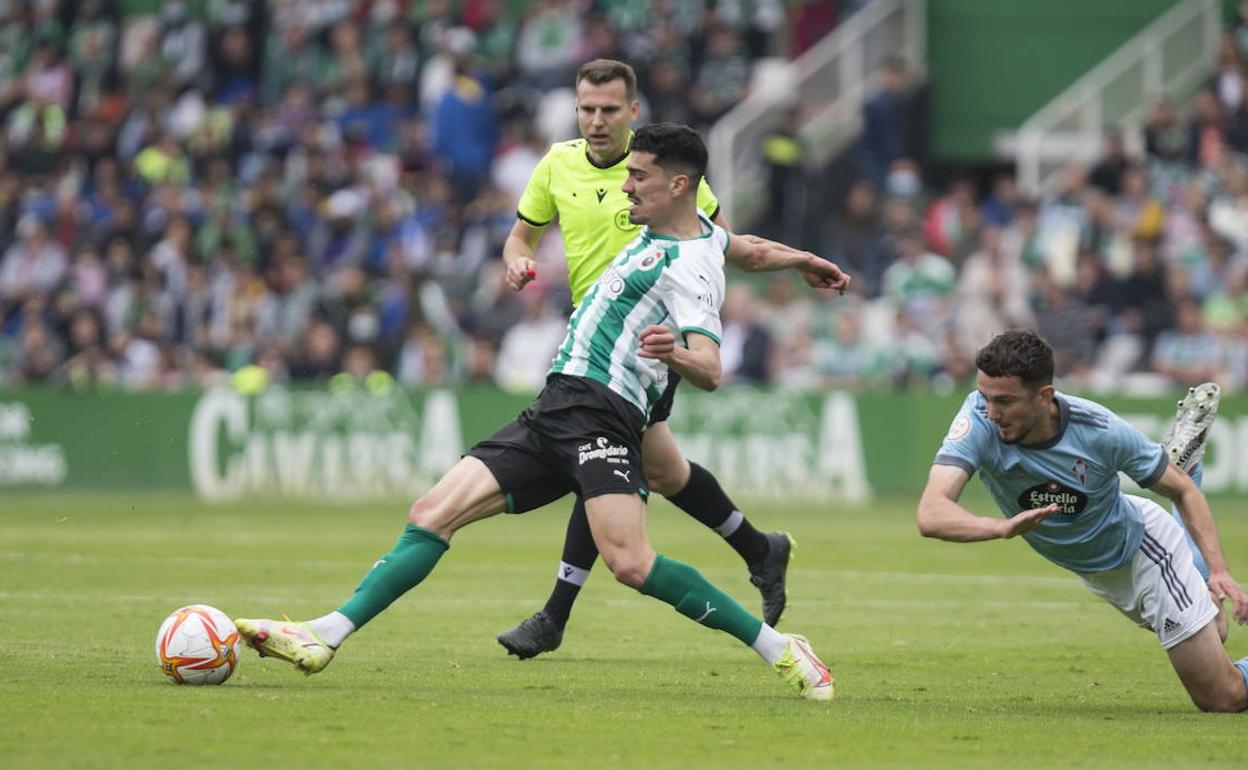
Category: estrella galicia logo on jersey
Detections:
[
  {"x1": 614, "y1": 208, "x2": 639, "y2": 231},
  {"x1": 1017, "y1": 481, "x2": 1087, "y2": 515},
  {"x1": 1071, "y1": 458, "x2": 1087, "y2": 486},
  {"x1": 639, "y1": 253, "x2": 659, "y2": 270}
]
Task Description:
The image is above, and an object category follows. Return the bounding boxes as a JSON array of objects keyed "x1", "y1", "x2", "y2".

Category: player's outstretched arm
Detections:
[
  {"x1": 918, "y1": 464, "x2": 1058, "y2": 542},
  {"x1": 725, "y1": 234, "x2": 852, "y2": 293},
  {"x1": 638, "y1": 327, "x2": 721, "y2": 391},
  {"x1": 502, "y1": 219, "x2": 547, "y2": 291},
  {"x1": 1151, "y1": 462, "x2": 1248, "y2": 624}
]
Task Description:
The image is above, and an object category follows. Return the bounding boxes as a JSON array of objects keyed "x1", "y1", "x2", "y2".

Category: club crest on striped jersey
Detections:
[{"x1": 639, "y1": 252, "x2": 661, "y2": 270}]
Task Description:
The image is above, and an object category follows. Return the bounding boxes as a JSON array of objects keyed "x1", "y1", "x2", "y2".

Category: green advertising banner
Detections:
[{"x1": 1, "y1": 386, "x2": 1245, "y2": 501}]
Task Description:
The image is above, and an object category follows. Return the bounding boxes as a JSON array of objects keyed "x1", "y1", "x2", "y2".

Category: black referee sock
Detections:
[
  {"x1": 667, "y1": 462, "x2": 770, "y2": 565},
  {"x1": 542, "y1": 496, "x2": 598, "y2": 629}
]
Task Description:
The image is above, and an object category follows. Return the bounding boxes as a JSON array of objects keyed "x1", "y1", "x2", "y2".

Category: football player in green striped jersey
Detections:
[
  {"x1": 496, "y1": 59, "x2": 849, "y2": 659},
  {"x1": 234, "y1": 123, "x2": 840, "y2": 700}
]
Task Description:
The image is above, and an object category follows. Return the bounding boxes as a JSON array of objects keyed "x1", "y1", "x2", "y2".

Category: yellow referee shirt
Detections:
[{"x1": 517, "y1": 135, "x2": 719, "y2": 305}]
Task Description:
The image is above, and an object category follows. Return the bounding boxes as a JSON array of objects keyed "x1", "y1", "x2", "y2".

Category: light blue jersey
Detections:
[{"x1": 934, "y1": 391, "x2": 1168, "y2": 573}]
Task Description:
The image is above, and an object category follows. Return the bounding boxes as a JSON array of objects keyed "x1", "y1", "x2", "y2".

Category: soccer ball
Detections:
[{"x1": 154, "y1": 604, "x2": 241, "y2": 685}]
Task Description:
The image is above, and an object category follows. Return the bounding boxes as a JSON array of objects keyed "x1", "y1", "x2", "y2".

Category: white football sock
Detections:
[
  {"x1": 308, "y1": 611, "x2": 356, "y2": 648},
  {"x1": 750, "y1": 623, "x2": 788, "y2": 664}
]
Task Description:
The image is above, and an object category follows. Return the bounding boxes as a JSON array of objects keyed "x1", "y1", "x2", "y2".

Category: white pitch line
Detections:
[
  {"x1": 0, "y1": 550, "x2": 1080, "y2": 589},
  {"x1": 0, "y1": 589, "x2": 1094, "y2": 613}
]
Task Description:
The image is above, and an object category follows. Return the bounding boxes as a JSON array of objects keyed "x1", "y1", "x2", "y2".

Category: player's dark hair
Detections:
[
  {"x1": 975, "y1": 330, "x2": 1054, "y2": 388},
  {"x1": 576, "y1": 59, "x2": 637, "y2": 101},
  {"x1": 631, "y1": 123, "x2": 707, "y2": 188}
]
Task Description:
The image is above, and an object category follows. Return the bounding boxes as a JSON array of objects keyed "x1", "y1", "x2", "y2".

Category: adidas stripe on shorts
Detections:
[{"x1": 1076, "y1": 494, "x2": 1218, "y2": 649}]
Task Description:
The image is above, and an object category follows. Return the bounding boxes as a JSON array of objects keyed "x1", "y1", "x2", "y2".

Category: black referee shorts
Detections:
[{"x1": 467, "y1": 375, "x2": 649, "y2": 513}]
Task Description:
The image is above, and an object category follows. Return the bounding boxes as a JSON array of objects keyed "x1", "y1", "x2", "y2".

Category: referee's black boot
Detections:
[
  {"x1": 749, "y1": 532, "x2": 794, "y2": 627},
  {"x1": 497, "y1": 610, "x2": 563, "y2": 659}
]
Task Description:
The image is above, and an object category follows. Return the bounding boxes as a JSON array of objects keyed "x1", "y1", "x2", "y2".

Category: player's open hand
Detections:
[
  {"x1": 1207, "y1": 571, "x2": 1248, "y2": 624},
  {"x1": 799, "y1": 256, "x2": 852, "y2": 294},
  {"x1": 505, "y1": 258, "x2": 538, "y2": 291},
  {"x1": 638, "y1": 325, "x2": 676, "y2": 361},
  {"x1": 999, "y1": 503, "x2": 1058, "y2": 539}
]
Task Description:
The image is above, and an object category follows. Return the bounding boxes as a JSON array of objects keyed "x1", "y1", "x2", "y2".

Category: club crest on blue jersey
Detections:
[
  {"x1": 1072, "y1": 458, "x2": 1087, "y2": 486},
  {"x1": 1018, "y1": 481, "x2": 1088, "y2": 515}
]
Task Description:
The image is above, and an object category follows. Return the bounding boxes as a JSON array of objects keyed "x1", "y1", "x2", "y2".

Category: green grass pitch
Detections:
[{"x1": 3, "y1": 491, "x2": 1248, "y2": 769}]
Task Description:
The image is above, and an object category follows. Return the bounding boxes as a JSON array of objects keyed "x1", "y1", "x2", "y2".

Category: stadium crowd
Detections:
[{"x1": 0, "y1": 0, "x2": 1246, "y2": 397}]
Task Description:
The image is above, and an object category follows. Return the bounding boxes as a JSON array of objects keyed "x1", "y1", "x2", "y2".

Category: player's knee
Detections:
[
  {"x1": 601, "y1": 552, "x2": 650, "y2": 589},
  {"x1": 1193, "y1": 693, "x2": 1247, "y2": 713},
  {"x1": 1191, "y1": 682, "x2": 1248, "y2": 713},
  {"x1": 406, "y1": 494, "x2": 451, "y2": 534},
  {"x1": 646, "y1": 459, "x2": 689, "y2": 497}
]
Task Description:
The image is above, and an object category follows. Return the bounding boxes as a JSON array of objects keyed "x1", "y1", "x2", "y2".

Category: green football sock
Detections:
[
  {"x1": 337, "y1": 524, "x2": 449, "y2": 628},
  {"x1": 640, "y1": 554, "x2": 763, "y2": 645}
]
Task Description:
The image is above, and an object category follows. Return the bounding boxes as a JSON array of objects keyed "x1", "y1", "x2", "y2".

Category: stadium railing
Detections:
[
  {"x1": 1011, "y1": 0, "x2": 1221, "y2": 196},
  {"x1": 707, "y1": 0, "x2": 927, "y2": 228}
]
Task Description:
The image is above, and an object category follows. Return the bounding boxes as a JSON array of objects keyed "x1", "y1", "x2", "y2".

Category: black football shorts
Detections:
[{"x1": 467, "y1": 375, "x2": 649, "y2": 513}]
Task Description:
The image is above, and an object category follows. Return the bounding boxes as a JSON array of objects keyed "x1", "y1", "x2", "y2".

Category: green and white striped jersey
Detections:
[{"x1": 549, "y1": 212, "x2": 728, "y2": 417}]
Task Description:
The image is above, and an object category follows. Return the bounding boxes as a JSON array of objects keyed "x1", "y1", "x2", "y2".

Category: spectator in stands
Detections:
[
  {"x1": 0, "y1": 217, "x2": 67, "y2": 306},
  {"x1": 922, "y1": 177, "x2": 977, "y2": 262},
  {"x1": 720, "y1": 284, "x2": 774, "y2": 385},
  {"x1": 980, "y1": 173, "x2": 1020, "y2": 228},
  {"x1": 256, "y1": 254, "x2": 317, "y2": 356},
  {"x1": 828, "y1": 179, "x2": 886, "y2": 298},
  {"x1": 643, "y1": 58, "x2": 692, "y2": 127},
  {"x1": 1212, "y1": 34, "x2": 1247, "y2": 121},
  {"x1": 1089, "y1": 130, "x2": 1129, "y2": 195},
  {"x1": 881, "y1": 227, "x2": 955, "y2": 328},
  {"x1": 1144, "y1": 97, "x2": 1188, "y2": 165},
  {"x1": 759, "y1": 106, "x2": 807, "y2": 245},
  {"x1": 813, "y1": 305, "x2": 889, "y2": 389},
  {"x1": 1108, "y1": 237, "x2": 1174, "y2": 352},
  {"x1": 857, "y1": 55, "x2": 911, "y2": 188},
  {"x1": 1152, "y1": 298, "x2": 1225, "y2": 387},
  {"x1": 493, "y1": 290, "x2": 564, "y2": 393},
  {"x1": 1189, "y1": 89, "x2": 1230, "y2": 169},
  {"x1": 432, "y1": 51, "x2": 497, "y2": 205},
  {"x1": 952, "y1": 225, "x2": 1034, "y2": 361},
  {"x1": 290, "y1": 319, "x2": 341, "y2": 381},
  {"x1": 514, "y1": 0, "x2": 582, "y2": 91},
  {"x1": 1033, "y1": 267, "x2": 1100, "y2": 381},
  {"x1": 688, "y1": 24, "x2": 749, "y2": 130}
]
